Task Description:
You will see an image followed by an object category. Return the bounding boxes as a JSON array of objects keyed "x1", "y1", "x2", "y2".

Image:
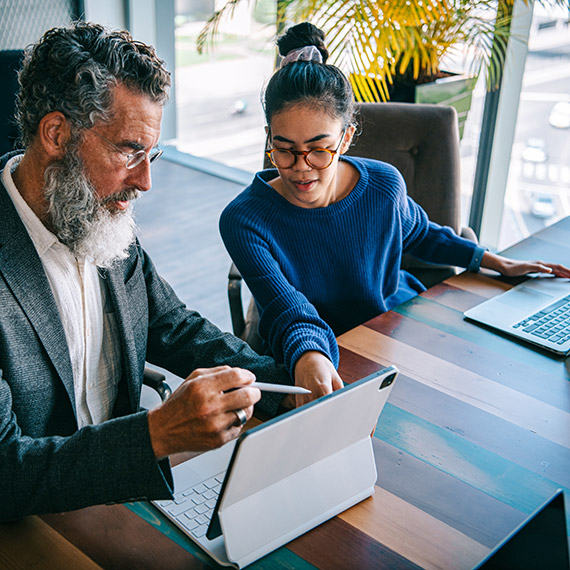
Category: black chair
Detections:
[
  {"x1": 0, "y1": 50, "x2": 24, "y2": 155},
  {"x1": 143, "y1": 367, "x2": 172, "y2": 402},
  {"x1": 228, "y1": 263, "x2": 265, "y2": 354},
  {"x1": 228, "y1": 102, "x2": 478, "y2": 346}
]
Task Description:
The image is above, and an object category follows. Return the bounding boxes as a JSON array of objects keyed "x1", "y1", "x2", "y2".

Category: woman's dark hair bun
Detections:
[{"x1": 277, "y1": 22, "x2": 329, "y2": 63}]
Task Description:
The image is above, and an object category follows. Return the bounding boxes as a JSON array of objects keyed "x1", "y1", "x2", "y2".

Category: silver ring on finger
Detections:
[{"x1": 233, "y1": 408, "x2": 247, "y2": 427}]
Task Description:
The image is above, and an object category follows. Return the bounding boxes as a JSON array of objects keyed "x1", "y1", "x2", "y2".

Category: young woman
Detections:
[{"x1": 220, "y1": 22, "x2": 570, "y2": 406}]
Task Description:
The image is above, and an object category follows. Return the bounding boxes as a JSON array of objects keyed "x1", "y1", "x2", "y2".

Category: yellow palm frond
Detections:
[{"x1": 198, "y1": 0, "x2": 570, "y2": 101}]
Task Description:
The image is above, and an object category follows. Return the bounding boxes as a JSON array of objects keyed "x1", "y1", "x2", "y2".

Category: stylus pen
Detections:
[{"x1": 250, "y1": 382, "x2": 311, "y2": 394}]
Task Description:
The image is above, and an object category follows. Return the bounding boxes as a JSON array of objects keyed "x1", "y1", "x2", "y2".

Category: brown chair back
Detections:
[{"x1": 348, "y1": 102, "x2": 475, "y2": 287}]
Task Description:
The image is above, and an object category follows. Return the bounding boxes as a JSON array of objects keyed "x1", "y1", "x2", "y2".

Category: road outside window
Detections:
[{"x1": 497, "y1": 7, "x2": 570, "y2": 249}]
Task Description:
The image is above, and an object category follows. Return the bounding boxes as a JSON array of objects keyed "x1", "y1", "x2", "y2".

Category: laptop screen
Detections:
[{"x1": 474, "y1": 490, "x2": 569, "y2": 569}]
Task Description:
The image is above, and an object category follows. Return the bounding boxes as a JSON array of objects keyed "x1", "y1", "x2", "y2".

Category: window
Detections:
[
  {"x1": 173, "y1": 0, "x2": 277, "y2": 173},
  {"x1": 496, "y1": 6, "x2": 570, "y2": 249}
]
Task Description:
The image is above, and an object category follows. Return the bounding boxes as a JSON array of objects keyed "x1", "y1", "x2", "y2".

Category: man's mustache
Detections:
[{"x1": 99, "y1": 188, "x2": 140, "y2": 205}]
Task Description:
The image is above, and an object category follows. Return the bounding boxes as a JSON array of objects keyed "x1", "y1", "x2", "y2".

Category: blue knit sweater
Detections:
[{"x1": 220, "y1": 156, "x2": 484, "y2": 374}]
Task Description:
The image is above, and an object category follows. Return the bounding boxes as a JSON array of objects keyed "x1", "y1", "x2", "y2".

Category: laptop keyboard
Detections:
[
  {"x1": 513, "y1": 294, "x2": 570, "y2": 344},
  {"x1": 155, "y1": 472, "x2": 225, "y2": 538}
]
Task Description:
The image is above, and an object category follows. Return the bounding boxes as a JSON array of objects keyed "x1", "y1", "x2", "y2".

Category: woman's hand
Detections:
[
  {"x1": 481, "y1": 252, "x2": 570, "y2": 278},
  {"x1": 291, "y1": 351, "x2": 344, "y2": 408}
]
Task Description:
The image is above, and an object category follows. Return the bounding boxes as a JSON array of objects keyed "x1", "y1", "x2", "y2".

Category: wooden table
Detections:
[{"x1": 3, "y1": 218, "x2": 569, "y2": 569}]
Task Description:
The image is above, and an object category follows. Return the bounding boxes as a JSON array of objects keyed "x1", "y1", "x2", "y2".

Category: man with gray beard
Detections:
[
  {"x1": 44, "y1": 137, "x2": 138, "y2": 267},
  {"x1": 0, "y1": 22, "x2": 292, "y2": 521}
]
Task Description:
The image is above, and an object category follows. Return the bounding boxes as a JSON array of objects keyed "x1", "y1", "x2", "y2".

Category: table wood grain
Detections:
[
  {"x1": 0, "y1": 516, "x2": 102, "y2": 569},
  {"x1": 5, "y1": 217, "x2": 570, "y2": 569}
]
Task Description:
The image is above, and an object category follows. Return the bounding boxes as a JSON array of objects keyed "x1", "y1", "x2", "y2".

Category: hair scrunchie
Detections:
[{"x1": 280, "y1": 45, "x2": 323, "y2": 68}]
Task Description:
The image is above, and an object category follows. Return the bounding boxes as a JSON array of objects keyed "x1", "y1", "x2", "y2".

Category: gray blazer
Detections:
[{"x1": 0, "y1": 152, "x2": 290, "y2": 521}]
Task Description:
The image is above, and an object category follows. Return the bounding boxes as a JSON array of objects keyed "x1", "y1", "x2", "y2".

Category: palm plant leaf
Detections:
[
  {"x1": 198, "y1": 0, "x2": 570, "y2": 100},
  {"x1": 197, "y1": 0, "x2": 254, "y2": 54}
]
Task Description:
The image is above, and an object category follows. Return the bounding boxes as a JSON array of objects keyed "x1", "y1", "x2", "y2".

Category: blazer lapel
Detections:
[
  {"x1": 0, "y1": 182, "x2": 76, "y2": 414},
  {"x1": 101, "y1": 263, "x2": 141, "y2": 413}
]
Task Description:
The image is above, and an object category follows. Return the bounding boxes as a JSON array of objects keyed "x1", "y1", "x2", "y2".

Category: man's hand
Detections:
[
  {"x1": 291, "y1": 351, "x2": 343, "y2": 408},
  {"x1": 147, "y1": 366, "x2": 261, "y2": 459},
  {"x1": 482, "y1": 252, "x2": 570, "y2": 278}
]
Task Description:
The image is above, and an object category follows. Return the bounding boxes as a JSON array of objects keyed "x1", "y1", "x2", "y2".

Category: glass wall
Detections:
[
  {"x1": 459, "y1": 76, "x2": 487, "y2": 228},
  {"x1": 173, "y1": 0, "x2": 277, "y2": 173},
  {"x1": 496, "y1": 6, "x2": 570, "y2": 249},
  {"x1": 0, "y1": 0, "x2": 79, "y2": 49},
  {"x1": 170, "y1": 1, "x2": 569, "y2": 251}
]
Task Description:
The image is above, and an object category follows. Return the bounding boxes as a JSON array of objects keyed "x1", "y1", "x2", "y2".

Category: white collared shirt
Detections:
[{"x1": 2, "y1": 155, "x2": 121, "y2": 427}]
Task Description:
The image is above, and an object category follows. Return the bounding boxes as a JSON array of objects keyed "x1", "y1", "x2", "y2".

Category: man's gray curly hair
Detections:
[{"x1": 16, "y1": 21, "x2": 171, "y2": 147}]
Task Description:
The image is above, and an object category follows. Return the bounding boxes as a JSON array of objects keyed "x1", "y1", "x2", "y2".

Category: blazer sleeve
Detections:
[
  {"x1": 0, "y1": 380, "x2": 174, "y2": 521},
  {"x1": 0, "y1": 241, "x2": 290, "y2": 522},
  {"x1": 139, "y1": 242, "x2": 292, "y2": 415},
  {"x1": 0, "y1": 242, "x2": 174, "y2": 521}
]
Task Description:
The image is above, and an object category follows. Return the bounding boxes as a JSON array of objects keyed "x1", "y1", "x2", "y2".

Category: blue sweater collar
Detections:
[{"x1": 253, "y1": 155, "x2": 368, "y2": 215}]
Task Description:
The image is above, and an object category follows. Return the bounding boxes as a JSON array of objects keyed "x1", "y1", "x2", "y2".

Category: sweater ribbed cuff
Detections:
[
  {"x1": 287, "y1": 340, "x2": 339, "y2": 377},
  {"x1": 467, "y1": 246, "x2": 487, "y2": 273}
]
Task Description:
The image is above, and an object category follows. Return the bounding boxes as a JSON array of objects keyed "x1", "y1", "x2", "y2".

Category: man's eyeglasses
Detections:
[
  {"x1": 91, "y1": 130, "x2": 163, "y2": 169},
  {"x1": 266, "y1": 128, "x2": 347, "y2": 170}
]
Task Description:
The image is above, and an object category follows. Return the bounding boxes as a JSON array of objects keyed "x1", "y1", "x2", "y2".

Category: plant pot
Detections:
[
  {"x1": 350, "y1": 71, "x2": 476, "y2": 139},
  {"x1": 390, "y1": 72, "x2": 477, "y2": 139}
]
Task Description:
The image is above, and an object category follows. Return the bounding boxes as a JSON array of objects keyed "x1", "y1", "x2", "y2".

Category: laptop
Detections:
[
  {"x1": 152, "y1": 366, "x2": 398, "y2": 568},
  {"x1": 473, "y1": 489, "x2": 569, "y2": 569},
  {"x1": 463, "y1": 276, "x2": 570, "y2": 355}
]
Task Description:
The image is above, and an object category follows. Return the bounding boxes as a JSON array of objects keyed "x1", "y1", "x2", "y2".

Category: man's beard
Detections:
[{"x1": 43, "y1": 147, "x2": 138, "y2": 268}]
